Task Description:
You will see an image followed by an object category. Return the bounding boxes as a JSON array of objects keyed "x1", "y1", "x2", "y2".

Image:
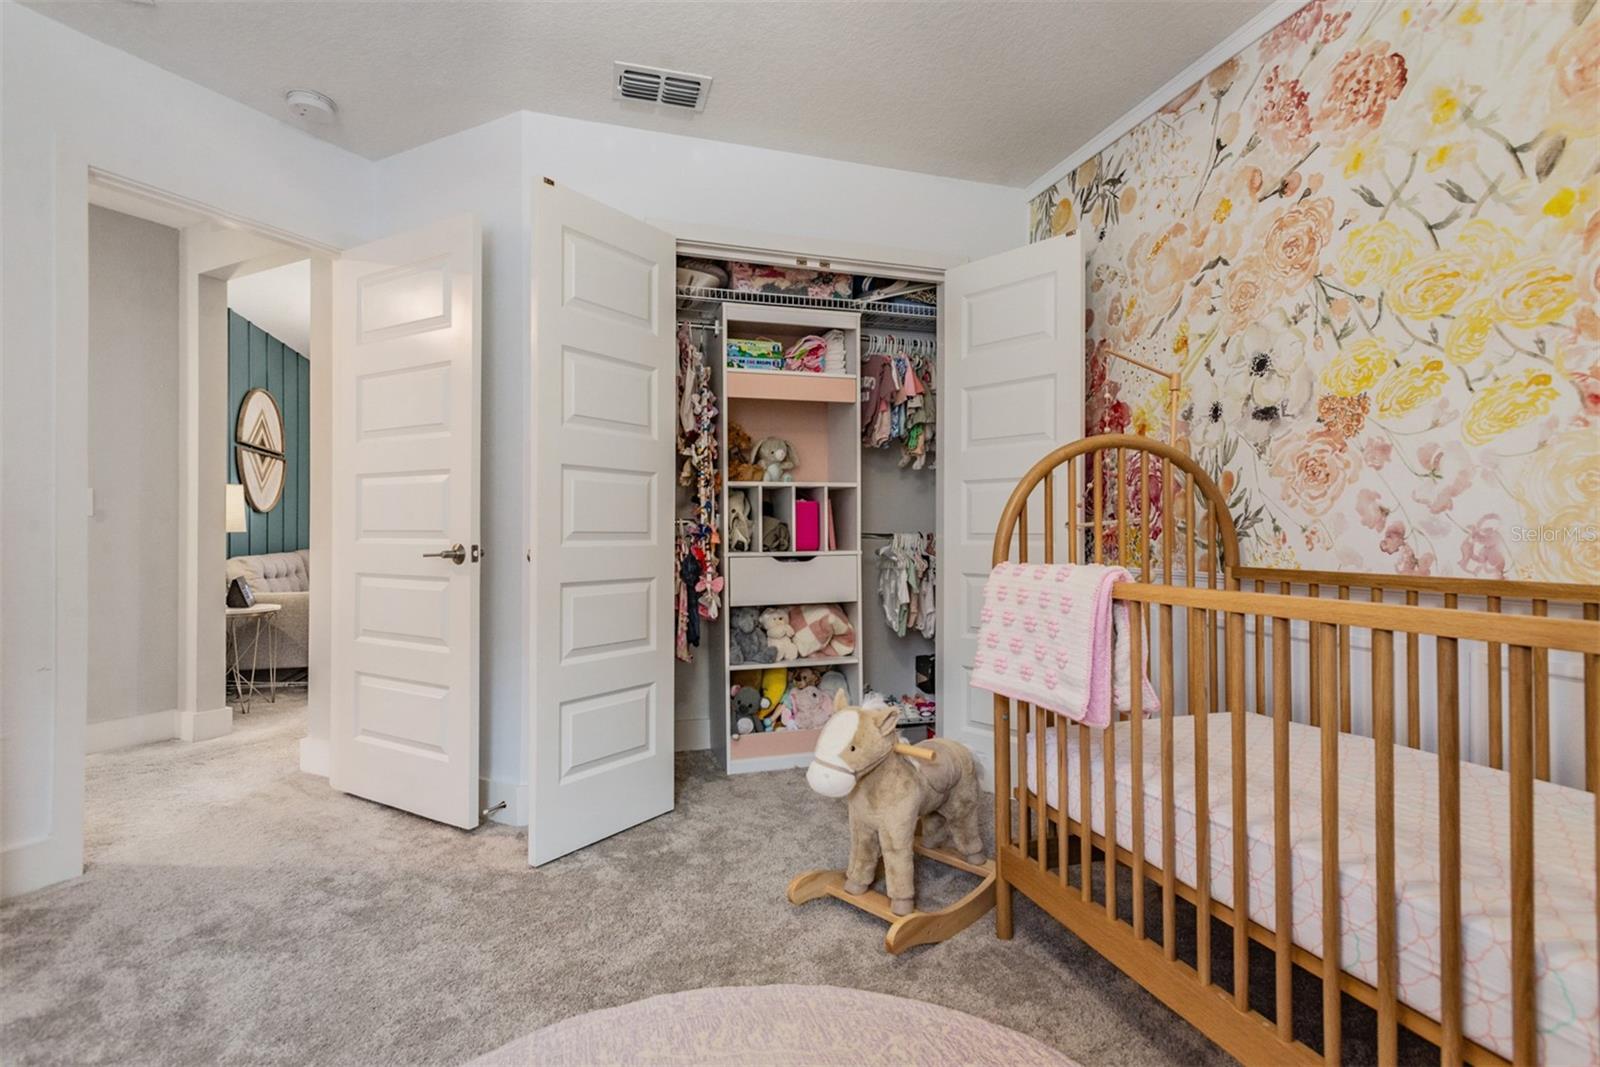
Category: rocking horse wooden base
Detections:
[{"x1": 786, "y1": 839, "x2": 997, "y2": 955}]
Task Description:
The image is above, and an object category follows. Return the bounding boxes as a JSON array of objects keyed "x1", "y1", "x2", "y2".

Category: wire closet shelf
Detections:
[{"x1": 676, "y1": 285, "x2": 938, "y2": 330}]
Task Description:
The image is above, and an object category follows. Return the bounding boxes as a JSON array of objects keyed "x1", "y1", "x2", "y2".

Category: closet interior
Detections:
[{"x1": 674, "y1": 259, "x2": 939, "y2": 773}]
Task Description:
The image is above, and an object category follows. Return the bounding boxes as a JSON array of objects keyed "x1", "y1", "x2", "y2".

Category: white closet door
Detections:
[
  {"x1": 938, "y1": 234, "x2": 1084, "y2": 784},
  {"x1": 330, "y1": 214, "x2": 482, "y2": 828},
  {"x1": 528, "y1": 180, "x2": 676, "y2": 865}
]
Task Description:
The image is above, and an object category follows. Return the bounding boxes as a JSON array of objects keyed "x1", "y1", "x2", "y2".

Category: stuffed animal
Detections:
[
  {"x1": 758, "y1": 607, "x2": 799, "y2": 661},
  {"x1": 805, "y1": 690, "x2": 985, "y2": 916},
  {"x1": 730, "y1": 606, "x2": 775, "y2": 665},
  {"x1": 788, "y1": 685, "x2": 834, "y2": 729},
  {"x1": 752, "y1": 437, "x2": 797, "y2": 482},
  {"x1": 730, "y1": 683, "x2": 761, "y2": 735},
  {"x1": 761, "y1": 516, "x2": 790, "y2": 552},
  {"x1": 816, "y1": 670, "x2": 849, "y2": 703},
  {"x1": 727, "y1": 490, "x2": 754, "y2": 552},
  {"x1": 727, "y1": 424, "x2": 764, "y2": 482},
  {"x1": 789, "y1": 666, "x2": 823, "y2": 690},
  {"x1": 759, "y1": 666, "x2": 788, "y2": 711},
  {"x1": 785, "y1": 604, "x2": 855, "y2": 659}
]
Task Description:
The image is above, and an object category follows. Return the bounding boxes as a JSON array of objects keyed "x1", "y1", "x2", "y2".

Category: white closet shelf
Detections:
[
  {"x1": 677, "y1": 286, "x2": 937, "y2": 329},
  {"x1": 729, "y1": 480, "x2": 856, "y2": 489},
  {"x1": 725, "y1": 549, "x2": 859, "y2": 559},
  {"x1": 730, "y1": 654, "x2": 859, "y2": 671}
]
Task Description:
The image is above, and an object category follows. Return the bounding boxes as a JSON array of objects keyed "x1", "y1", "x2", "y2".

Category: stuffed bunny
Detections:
[
  {"x1": 752, "y1": 437, "x2": 797, "y2": 482},
  {"x1": 727, "y1": 490, "x2": 754, "y2": 552}
]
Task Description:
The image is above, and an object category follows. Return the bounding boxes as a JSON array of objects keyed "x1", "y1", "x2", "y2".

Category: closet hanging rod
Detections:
[{"x1": 863, "y1": 531, "x2": 931, "y2": 539}]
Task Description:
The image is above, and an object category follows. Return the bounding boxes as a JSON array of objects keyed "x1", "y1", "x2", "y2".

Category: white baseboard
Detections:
[
  {"x1": 85, "y1": 709, "x2": 178, "y2": 753},
  {"x1": 177, "y1": 704, "x2": 233, "y2": 743},
  {"x1": 675, "y1": 716, "x2": 711, "y2": 752},
  {"x1": 299, "y1": 735, "x2": 329, "y2": 777},
  {"x1": 479, "y1": 776, "x2": 528, "y2": 826}
]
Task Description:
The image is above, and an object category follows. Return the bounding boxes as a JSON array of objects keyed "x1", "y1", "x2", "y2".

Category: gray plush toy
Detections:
[{"x1": 730, "y1": 606, "x2": 776, "y2": 664}]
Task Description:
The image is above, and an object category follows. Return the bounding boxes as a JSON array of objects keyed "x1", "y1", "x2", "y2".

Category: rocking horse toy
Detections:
[{"x1": 787, "y1": 689, "x2": 997, "y2": 954}]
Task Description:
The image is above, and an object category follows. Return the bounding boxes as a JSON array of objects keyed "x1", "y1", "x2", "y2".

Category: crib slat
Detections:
[
  {"x1": 1207, "y1": 509, "x2": 1220, "y2": 726},
  {"x1": 1017, "y1": 701, "x2": 1029, "y2": 864},
  {"x1": 1130, "y1": 615, "x2": 1146, "y2": 939},
  {"x1": 1226, "y1": 611, "x2": 1248, "y2": 1010},
  {"x1": 1533, "y1": 599, "x2": 1550, "y2": 781},
  {"x1": 1272, "y1": 612, "x2": 1293, "y2": 1041},
  {"x1": 1018, "y1": 493, "x2": 1028, "y2": 565},
  {"x1": 1308, "y1": 583, "x2": 1321, "y2": 728},
  {"x1": 1437, "y1": 635, "x2": 1463, "y2": 1062},
  {"x1": 1185, "y1": 475, "x2": 1196, "y2": 588},
  {"x1": 1508, "y1": 644, "x2": 1536, "y2": 1064},
  {"x1": 1057, "y1": 708, "x2": 1069, "y2": 889},
  {"x1": 1255, "y1": 581, "x2": 1266, "y2": 717},
  {"x1": 1406, "y1": 590, "x2": 1421, "y2": 747},
  {"x1": 1488, "y1": 596, "x2": 1504, "y2": 771},
  {"x1": 1373, "y1": 627, "x2": 1399, "y2": 1067},
  {"x1": 1189, "y1": 607, "x2": 1211, "y2": 987},
  {"x1": 1043, "y1": 474, "x2": 1054, "y2": 565},
  {"x1": 1161, "y1": 602, "x2": 1177, "y2": 962},
  {"x1": 1140, "y1": 454, "x2": 1151, "y2": 581},
  {"x1": 1079, "y1": 721, "x2": 1092, "y2": 902},
  {"x1": 1587, "y1": 602, "x2": 1599, "y2": 795},
  {"x1": 1104, "y1": 717, "x2": 1117, "y2": 920},
  {"x1": 1035, "y1": 703, "x2": 1047, "y2": 875},
  {"x1": 996, "y1": 694, "x2": 1013, "y2": 940},
  {"x1": 1117, "y1": 448, "x2": 1129, "y2": 567},
  {"x1": 1316, "y1": 623, "x2": 1341, "y2": 1064},
  {"x1": 1093, "y1": 450, "x2": 1104, "y2": 564},
  {"x1": 1162, "y1": 456, "x2": 1174, "y2": 585},
  {"x1": 1338, "y1": 585, "x2": 1351, "y2": 734},
  {"x1": 1067, "y1": 456, "x2": 1079, "y2": 566}
]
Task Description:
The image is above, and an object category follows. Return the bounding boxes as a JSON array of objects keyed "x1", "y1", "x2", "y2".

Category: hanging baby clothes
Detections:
[
  {"x1": 860, "y1": 336, "x2": 936, "y2": 469},
  {"x1": 875, "y1": 533, "x2": 936, "y2": 639},
  {"x1": 674, "y1": 325, "x2": 722, "y2": 662}
]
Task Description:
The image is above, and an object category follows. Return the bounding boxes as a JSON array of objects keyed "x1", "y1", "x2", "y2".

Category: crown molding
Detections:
[{"x1": 1023, "y1": 0, "x2": 1309, "y2": 202}]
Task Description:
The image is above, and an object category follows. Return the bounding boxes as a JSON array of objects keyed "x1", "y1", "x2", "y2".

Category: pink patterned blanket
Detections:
[{"x1": 971, "y1": 563, "x2": 1158, "y2": 728}]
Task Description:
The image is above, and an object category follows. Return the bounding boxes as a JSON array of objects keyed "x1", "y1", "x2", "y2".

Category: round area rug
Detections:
[{"x1": 471, "y1": 984, "x2": 1078, "y2": 1066}]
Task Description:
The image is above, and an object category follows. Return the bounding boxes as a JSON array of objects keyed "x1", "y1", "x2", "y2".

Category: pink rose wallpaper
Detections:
[{"x1": 1031, "y1": 0, "x2": 1599, "y2": 582}]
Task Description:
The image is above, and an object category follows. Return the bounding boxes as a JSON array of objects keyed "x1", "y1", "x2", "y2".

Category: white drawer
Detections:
[{"x1": 728, "y1": 554, "x2": 858, "y2": 607}]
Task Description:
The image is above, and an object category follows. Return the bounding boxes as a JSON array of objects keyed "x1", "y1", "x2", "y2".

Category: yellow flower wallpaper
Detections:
[{"x1": 1031, "y1": 0, "x2": 1600, "y2": 581}]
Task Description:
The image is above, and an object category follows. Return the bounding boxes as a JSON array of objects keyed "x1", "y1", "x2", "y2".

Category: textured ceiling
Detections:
[{"x1": 28, "y1": 0, "x2": 1269, "y2": 186}]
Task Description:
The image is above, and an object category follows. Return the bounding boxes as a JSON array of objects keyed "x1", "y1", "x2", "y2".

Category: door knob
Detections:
[{"x1": 422, "y1": 543, "x2": 467, "y2": 565}]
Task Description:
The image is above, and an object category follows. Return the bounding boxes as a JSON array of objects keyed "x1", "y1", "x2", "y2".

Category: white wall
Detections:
[
  {"x1": 86, "y1": 206, "x2": 181, "y2": 735},
  {"x1": 1, "y1": 0, "x2": 374, "y2": 896},
  {"x1": 373, "y1": 110, "x2": 1020, "y2": 818}
]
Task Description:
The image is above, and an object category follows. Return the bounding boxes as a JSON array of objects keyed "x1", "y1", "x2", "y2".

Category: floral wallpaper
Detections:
[{"x1": 1029, "y1": 0, "x2": 1599, "y2": 582}]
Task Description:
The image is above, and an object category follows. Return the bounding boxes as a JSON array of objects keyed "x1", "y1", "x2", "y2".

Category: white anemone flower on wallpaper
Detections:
[
  {"x1": 1184, "y1": 372, "x2": 1229, "y2": 456},
  {"x1": 1224, "y1": 314, "x2": 1314, "y2": 450}
]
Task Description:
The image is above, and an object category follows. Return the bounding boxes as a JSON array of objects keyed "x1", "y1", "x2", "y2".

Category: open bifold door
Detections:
[
  {"x1": 938, "y1": 234, "x2": 1084, "y2": 787},
  {"x1": 528, "y1": 180, "x2": 677, "y2": 865},
  {"x1": 330, "y1": 215, "x2": 483, "y2": 828}
]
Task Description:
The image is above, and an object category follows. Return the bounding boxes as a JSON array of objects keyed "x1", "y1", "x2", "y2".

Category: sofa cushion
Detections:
[{"x1": 227, "y1": 549, "x2": 310, "y2": 593}]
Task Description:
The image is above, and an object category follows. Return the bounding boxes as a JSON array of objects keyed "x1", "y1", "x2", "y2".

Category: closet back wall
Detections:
[{"x1": 226, "y1": 310, "x2": 310, "y2": 557}]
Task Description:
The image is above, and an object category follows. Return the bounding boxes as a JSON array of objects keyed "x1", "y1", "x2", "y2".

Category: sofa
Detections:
[{"x1": 226, "y1": 549, "x2": 310, "y2": 670}]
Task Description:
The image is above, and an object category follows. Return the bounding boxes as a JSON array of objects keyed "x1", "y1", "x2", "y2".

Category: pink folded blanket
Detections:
[{"x1": 971, "y1": 562, "x2": 1158, "y2": 728}]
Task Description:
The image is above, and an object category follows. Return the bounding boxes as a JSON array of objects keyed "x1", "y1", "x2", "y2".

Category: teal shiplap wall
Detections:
[{"x1": 227, "y1": 310, "x2": 310, "y2": 557}]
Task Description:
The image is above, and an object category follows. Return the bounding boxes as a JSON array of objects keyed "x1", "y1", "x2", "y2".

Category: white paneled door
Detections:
[
  {"x1": 528, "y1": 180, "x2": 676, "y2": 865},
  {"x1": 331, "y1": 215, "x2": 482, "y2": 828},
  {"x1": 938, "y1": 234, "x2": 1084, "y2": 784}
]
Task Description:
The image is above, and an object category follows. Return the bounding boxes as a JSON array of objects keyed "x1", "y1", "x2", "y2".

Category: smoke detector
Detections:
[
  {"x1": 284, "y1": 89, "x2": 338, "y2": 126},
  {"x1": 613, "y1": 62, "x2": 711, "y2": 112}
]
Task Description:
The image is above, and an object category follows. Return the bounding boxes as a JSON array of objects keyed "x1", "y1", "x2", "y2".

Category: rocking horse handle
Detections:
[{"x1": 893, "y1": 743, "x2": 935, "y2": 761}]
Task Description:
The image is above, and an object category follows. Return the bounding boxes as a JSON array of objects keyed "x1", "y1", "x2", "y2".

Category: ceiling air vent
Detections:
[{"x1": 613, "y1": 62, "x2": 711, "y2": 112}]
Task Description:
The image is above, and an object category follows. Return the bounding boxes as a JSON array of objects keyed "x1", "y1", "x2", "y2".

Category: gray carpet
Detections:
[{"x1": 1, "y1": 697, "x2": 1228, "y2": 1066}]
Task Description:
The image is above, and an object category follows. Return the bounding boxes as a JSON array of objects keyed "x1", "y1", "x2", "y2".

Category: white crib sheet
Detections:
[{"x1": 1024, "y1": 714, "x2": 1597, "y2": 1064}]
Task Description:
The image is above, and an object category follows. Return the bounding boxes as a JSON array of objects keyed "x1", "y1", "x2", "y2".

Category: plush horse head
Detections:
[{"x1": 804, "y1": 689, "x2": 899, "y2": 799}]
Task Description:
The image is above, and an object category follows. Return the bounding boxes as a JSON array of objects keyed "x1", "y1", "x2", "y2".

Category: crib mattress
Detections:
[{"x1": 1024, "y1": 714, "x2": 1597, "y2": 1064}]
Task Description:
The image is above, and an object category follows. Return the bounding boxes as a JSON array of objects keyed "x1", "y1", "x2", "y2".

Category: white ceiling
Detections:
[
  {"x1": 28, "y1": 0, "x2": 1269, "y2": 186},
  {"x1": 228, "y1": 259, "x2": 311, "y2": 357}
]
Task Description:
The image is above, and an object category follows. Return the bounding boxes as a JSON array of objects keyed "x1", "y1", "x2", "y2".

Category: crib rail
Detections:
[{"x1": 989, "y1": 434, "x2": 1600, "y2": 1067}]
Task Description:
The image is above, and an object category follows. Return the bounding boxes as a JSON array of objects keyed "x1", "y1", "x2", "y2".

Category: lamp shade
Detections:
[{"x1": 226, "y1": 483, "x2": 248, "y2": 533}]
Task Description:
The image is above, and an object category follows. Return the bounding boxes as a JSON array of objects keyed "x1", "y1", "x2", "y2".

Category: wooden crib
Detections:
[{"x1": 988, "y1": 434, "x2": 1599, "y2": 1066}]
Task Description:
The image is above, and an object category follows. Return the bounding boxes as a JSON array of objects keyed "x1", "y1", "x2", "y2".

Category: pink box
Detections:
[{"x1": 793, "y1": 499, "x2": 821, "y2": 552}]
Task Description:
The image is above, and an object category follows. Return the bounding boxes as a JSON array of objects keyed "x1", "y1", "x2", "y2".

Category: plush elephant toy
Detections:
[{"x1": 804, "y1": 690, "x2": 985, "y2": 916}]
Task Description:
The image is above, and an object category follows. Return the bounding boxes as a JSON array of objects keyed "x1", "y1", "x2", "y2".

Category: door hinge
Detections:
[{"x1": 471, "y1": 544, "x2": 482, "y2": 563}]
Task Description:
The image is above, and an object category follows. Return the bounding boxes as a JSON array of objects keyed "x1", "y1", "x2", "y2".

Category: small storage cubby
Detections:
[
  {"x1": 727, "y1": 659, "x2": 862, "y2": 769},
  {"x1": 727, "y1": 398, "x2": 859, "y2": 485}
]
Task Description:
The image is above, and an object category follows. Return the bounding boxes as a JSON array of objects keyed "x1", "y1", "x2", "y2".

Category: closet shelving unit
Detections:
[
  {"x1": 676, "y1": 285, "x2": 937, "y2": 331},
  {"x1": 709, "y1": 298, "x2": 866, "y2": 773}
]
